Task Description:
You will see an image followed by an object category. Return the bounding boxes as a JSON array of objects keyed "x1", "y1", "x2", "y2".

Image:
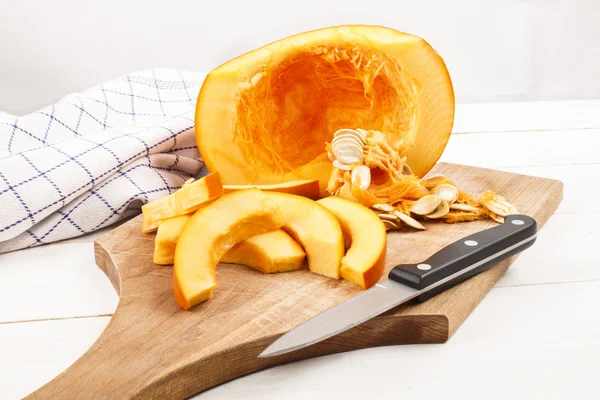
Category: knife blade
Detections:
[{"x1": 259, "y1": 214, "x2": 537, "y2": 358}]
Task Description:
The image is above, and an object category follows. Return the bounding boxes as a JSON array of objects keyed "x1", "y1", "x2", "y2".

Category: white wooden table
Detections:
[{"x1": 2, "y1": 100, "x2": 599, "y2": 400}]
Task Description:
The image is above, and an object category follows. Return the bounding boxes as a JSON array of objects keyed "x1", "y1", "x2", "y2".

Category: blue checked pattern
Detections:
[{"x1": 0, "y1": 69, "x2": 207, "y2": 253}]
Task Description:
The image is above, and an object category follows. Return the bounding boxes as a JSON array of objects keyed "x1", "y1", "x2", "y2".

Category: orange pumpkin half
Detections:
[{"x1": 195, "y1": 25, "x2": 454, "y2": 195}]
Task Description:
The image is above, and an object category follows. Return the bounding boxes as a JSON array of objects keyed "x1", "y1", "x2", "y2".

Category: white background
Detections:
[{"x1": 1, "y1": 0, "x2": 600, "y2": 116}]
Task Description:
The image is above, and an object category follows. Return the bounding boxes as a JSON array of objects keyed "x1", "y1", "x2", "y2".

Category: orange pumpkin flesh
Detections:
[
  {"x1": 222, "y1": 230, "x2": 306, "y2": 274},
  {"x1": 196, "y1": 25, "x2": 454, "y2": 194},
  {"x1": 141, "y1": 172, "x2": 223, "y2": 233},
  {"x1": 223, "y1": 180, "x2": 320, "y2": 199},
  {"x1": 317, "y1": 196, "x2": 387, "y2": 289},
  {"x1": 265, "y1": 192, "x2": 344, "y2": 279},
  {"x1": 153, "y1": 214, "x2": 190, "y2": 265},
  {"x1": 173, "y1": 189, "x2": 283, "y2": 310},
  {"x1": 153, "y1": 213, "x2": 305, "y2": 272}
]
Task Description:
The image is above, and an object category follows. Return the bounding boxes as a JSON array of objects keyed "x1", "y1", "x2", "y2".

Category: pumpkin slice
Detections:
[
  {"x1": 222, "y1": 230, "x2": 306, "y2": 273},
  {"x1": 195, "y1": 25, "x2": 455, "y2": 194},
  {"x1": 141, "y1": 172, "x2": 223, "y2": 233},
  {"x1": 266, "y1": 192, "x2": 344, "y2": 279},
  {"x1": 317, "y1": 196, "x2": 387, "y2": 289},
  {"x1": 173, "y1": 188, "x2": 282, "y2": 310},
  {"x1": 223, "y1": 179, "x2": 320, "y2": 199},
  {"x1": 153, "y1": 214, "x2": 190, "y2": 265},
  {"x1": 154, "y1": 214, "x2": 305, "y2": 273}
]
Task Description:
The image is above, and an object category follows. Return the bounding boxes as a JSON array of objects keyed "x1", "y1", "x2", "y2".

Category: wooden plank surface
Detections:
[{"x1": 25, "y1": 162, "x2": 562, "y2": 399}]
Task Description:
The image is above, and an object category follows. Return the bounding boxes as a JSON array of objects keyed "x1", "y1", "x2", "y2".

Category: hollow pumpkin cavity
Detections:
[{"x1": 233, "y1": 46, "x2": 419, "y2": 177}]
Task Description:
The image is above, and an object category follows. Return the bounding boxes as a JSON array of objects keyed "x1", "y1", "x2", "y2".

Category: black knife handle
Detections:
[{"x1": 388, "y1": 214, "x2": 537, "y2": 303}]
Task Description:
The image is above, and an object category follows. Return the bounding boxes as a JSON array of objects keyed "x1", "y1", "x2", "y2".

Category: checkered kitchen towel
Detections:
[{"x1": 0, "y1": 69, "x2": 207, "y2": 253}]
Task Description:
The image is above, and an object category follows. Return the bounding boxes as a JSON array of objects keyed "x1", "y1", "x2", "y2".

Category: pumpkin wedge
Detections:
[
  {"x1": 154, "y1": 214, "x2": 305, "y2": 273},
  {"x1": 173, "y1": 189, "x2": 282, "y2": 310},
  {"x1": 317, "y1": 196, "x2": 387, "y2": 289},
  {"x1": 222, "y1": 230, "x2": 306, "y2": 273},
  {"x1": 266, "y1": 192, "x2": 344, "y2": 279},
  {"x1": 153, "y1": 214, "x2": 190, "y2": 265},
  {"x1": 142, "y1": 172, "x2": 223, "y2": 233},
  {"x1": 195, "y1": 25, "x2": 454, "y2": 195},
  {"x1": 223, "y1": 179, "x2": 320, "y2": 199}
]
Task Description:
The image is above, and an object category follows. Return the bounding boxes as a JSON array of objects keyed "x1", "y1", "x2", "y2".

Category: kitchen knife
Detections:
[{"x1": 259, "y1": 214, "x2": 537, "y2": 358}]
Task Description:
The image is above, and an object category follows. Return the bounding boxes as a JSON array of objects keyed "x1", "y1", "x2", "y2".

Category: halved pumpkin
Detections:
[
  {"x1": 223, "y1": 180, "x2": 320, "y2": 199},
  {"x1": 317, "y1": 196, "x2": 387, "y2": 289},
  {"x1": 173, "y1": 188, "x2": 282, "y2": 310},
  {"x1": 195, "y1": 25, "x2": 454, "y2": 195}
]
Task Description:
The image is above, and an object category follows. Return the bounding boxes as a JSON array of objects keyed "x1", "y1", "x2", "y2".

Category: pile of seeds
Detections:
[
  {"x1": 370, "y1": 176, "x2": 519, "y2": 231},
  {"x1": 326, "y1": 128, "x2": 520, "y2": 231},
  {"x1": 372, "y1": 202, "x2": 425, "y2": 231}
]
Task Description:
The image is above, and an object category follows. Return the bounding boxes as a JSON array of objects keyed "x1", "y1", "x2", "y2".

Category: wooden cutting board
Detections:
[{"x1": 28, "y1": 162, "x2": 563, "y2": 399}]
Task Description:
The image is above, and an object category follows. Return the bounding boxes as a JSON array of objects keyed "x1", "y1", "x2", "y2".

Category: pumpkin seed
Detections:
[
  {"x1": 432, "y1": 183, "x2": 458, "y2": 204},
  {"x1": 332, "y1": 135, "x2": 364, "y2": 149},
  {"x1": 378, "y1": 213, "x2": 399, "y2": 221},
  {"x1": 334, "y1": 152, "x2": 362, "y2": 165},
  {"x1": 410, "y1": 194, "x2": 442, "y2": 216},
  {"x1": 450, "y1": 203, "x2": 479, "y2": 212},
  {"x1": 484, "y1": 201, "x2": 509, "y2": 217},
  {"x1": 332, "y1": 159, "x2": 353, "y2": 171},
  {"x1": 383, "y1": 219, "x2": 401, "y2": 230},
  {"x1": 336, "y1": 153, "x2": 362, "y2": 166},
  {"x1": 426, "y1": 200, "x2": 450, "y2": 219},
  {"x1": 334, "y1": 145, "x2": 363, "y2": 159},
  {"x1": 483, "y1": 198, "x2": 518, "y2": 217},
  {"x1": 333, "y1": 131, "x2": 365, "y2": 145},
  {"x1": 332, "y1": 141, "x2": 364, "y2": 165},
  {"x1": 402, "y1": 163, "x2": 413, "y2": 176},
  {"x1": 334, "y1": 128, "x2": 367, "y2": 145},
  {"x1": 327, "y1": 152, "x2": 336, "y2": 161},
  {"x1": 502, "y1": 199, "x2": 519, "y2": 214},
  {"x1": 333, "y1": 143, "x2": 365, "y2": 160},
  {"x1": 395, "y1": 210, "x2": 426, "y2": 230},
  {"x1": 351, "y1": 165, "x2": 371, "y2": 190},
  {"x1": 372, "y1": 203, "x2": 394, "y2": 212},
  {"x1": 421, "y1": 174, "x2": 448, "y2": 186},
  {"x1": 332, "y1": 132, "x2": 365, "y2": 147},
  {"x1": 354, "y1": 128, "x2": 369, "y2": 143},
  {"x1": 489, "y1": 212, "x2": 505, "y2": 224}
]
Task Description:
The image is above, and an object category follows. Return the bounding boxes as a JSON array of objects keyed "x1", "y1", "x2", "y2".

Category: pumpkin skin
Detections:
[{"x1": 195, "y1": 25, "x2": 454, "y2": 195}]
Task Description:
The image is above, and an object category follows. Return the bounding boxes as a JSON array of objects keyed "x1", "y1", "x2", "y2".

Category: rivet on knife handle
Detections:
[{"x1": 388, "y1": 214, "x2": 537, "y2": 302}]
